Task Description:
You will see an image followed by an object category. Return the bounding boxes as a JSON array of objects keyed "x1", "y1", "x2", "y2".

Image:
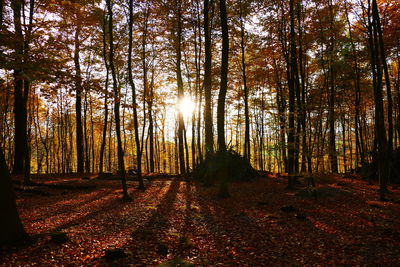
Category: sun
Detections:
[{"x1": 178, "y1": 96, "x2": 195, "y2": 117}]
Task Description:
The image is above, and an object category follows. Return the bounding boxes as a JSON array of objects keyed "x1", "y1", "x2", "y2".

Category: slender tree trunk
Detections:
[
  {"x1": 217, "y1": 0, "x2": 229, "y2": 152},
  {"x1": 175, "y1": 0, "x2": 186, "y2": 175},
  {"x1": 367, "y1": 0, "x2": 388, "y2": 200},
  {"x1": 73, "y1": 2, "x2": 84, "y2": 174},
  {"x1": 99, "y1": 13, "x2": 109, "y2": 174},
  {"x1": 374, "y1": 0, "x2": 393, "y2": 173},
  {"x1": 344, "y1": 1, "x2": 364, "y2": 168},
  {"x1": 128, "y1": 0, "x2": 145, "y2": 190},
  {"x1": 287, "y1": 0, "x2": 296, "y2": 187},
  {"x1": 327, "y1": 0, "x2": 338, "y2": 173},
  {"x1": 203, "y1": 0, "x2": 214, "y2": 157},
  {"x1": 106, "y1": 0, "x2": 130, "y2": 199},
  {"x1": 11, "y1": 0, "x2": 27, "y2": 175},
  {"x1": 239, "y1": 4, "x2": 250, "y2": 160}
]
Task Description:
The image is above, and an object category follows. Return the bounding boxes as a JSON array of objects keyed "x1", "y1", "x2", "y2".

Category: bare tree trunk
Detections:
[
  {"x1": 366, "y1": 0, "x2": 388, "y2": 200},
  {"x1": 106, "y1": 0, "x2": 130, "y2": 200},
  {"x1": 374, "y1": 0, "x2": 393, "y2": 174},
  {"x1": 11, "y1": 0, "x2": 27, "y2": 175},
  {"x1": 239, "y1": 3, "x2": 250, "y2": 160},
  {"x1": 287, "y1": 0, "x2": 296, "y2": 187},
  {"x1": 203, "y1": 0, "x2": 214, "y2": 157},
  {"x1": 99, "y1": 12, "x2": 109, "y2": 174},
  {"x1": 217, "y1": 0, "x2": 229, "y2": 152},
  {"x1": 175, "y1": 0, "x2": 186, "y2": 175},
  {"x1": 73, "y1": 1, "x2": 84, "y2": 174},
  {"x1": 327, "y1": 0, "x2": 338, "y2": 173},
  {"x1": 128, "y1": 0, "x2": 145, "y2": 190}
]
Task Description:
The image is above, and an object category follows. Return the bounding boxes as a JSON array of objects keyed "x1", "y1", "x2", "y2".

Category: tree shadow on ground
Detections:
[{"x1": 119, "y1": 180, "x2": 181, "y2": 265}]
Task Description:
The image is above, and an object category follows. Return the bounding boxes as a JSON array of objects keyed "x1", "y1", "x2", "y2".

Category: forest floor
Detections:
[{"x1": 1, "y1": 173, "x2": 400, "y2": 266}]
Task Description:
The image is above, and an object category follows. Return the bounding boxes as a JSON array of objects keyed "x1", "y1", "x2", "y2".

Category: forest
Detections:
[{"x1": 0, "y1": 0, "x2": 400, "y2": 265}]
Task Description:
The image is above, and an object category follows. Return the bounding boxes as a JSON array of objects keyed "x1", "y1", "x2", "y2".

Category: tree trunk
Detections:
[
  {"x1": 217, "y1": 0, "x2": 229, "y2": 152},
  {"x1": 367, "y1": 0, "x2": 388, "y2": 200},
  {"x1": 0, "y1": 146, "x2": 28, "y2": 246},
  {"x1": 106, "y1": 0, "x2": 130, "y2": 199},
  {"x1": 175, "y1": 0, "x2": 186, "y2": 175},
  {"x1": 99, "y1": 12, "x2": 109, "y2": 174},
  {"x1": 11, "y1": 0, "x2": 27, "y2": 175},
  {"x1": 74, "y1": 1, "x2": 84, "y2": 174},
  {"x1": 203, "y1": 0, "x2": 214, "y2": 157},
  {"x1": 239, "y1": 5, "x2": 250, "y2": 160},
  {"x1": 128, "y1": 0, "x2": 145, "y2": 190},
  {"x1": 287, "y1": 0, "x2": 296, "y2": 187},
  {"x1": 374, "y1": 0, "x2": 393, "y2": 171},
  {"x1": 328, "y1": 0, "x2": 338, "y2": 173}
]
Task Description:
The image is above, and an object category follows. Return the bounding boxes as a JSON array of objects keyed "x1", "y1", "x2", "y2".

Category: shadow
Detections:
[{"x1": 120, "y1": 180, "x2": 181, "y2": 264}]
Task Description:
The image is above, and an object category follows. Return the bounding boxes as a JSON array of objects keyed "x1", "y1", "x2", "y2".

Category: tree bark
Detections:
[
  {"x1": 175, "y1": 0, "x2": 186, "y2": 175},
  {"x1": 0, "y1": 146, "x2": 28, "y2": 246},
  {"x1": 11, "y1": 0, "x2": 27, "y2": 175},
  {"x1": 217, "y1": 0, "x2": 229, "y2": 152},
  {"x1": 99, "y1": 11, "x2": 109, "y2": 174},
  {"x1": 128, "y1": 0, "x2": 145, "y2": 190},
  {"x1": 287, "y1": 0, "x2": 296, "y2": 186},
  {"x1": 106, "y1": 0, "x2": 130, "y2": 199},
  {"x1": 239, "y1": 3, "x2": 250, "y2": 160},
  {"x1": 73, "y1": 1, "x2": 84, "y2": 174},
  {"x1": 203, "y1": 0, "x2": 214, "y2": 157}
]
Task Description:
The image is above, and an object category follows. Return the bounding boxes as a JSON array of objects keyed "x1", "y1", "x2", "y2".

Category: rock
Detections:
[
  {"x1": 50, "y1": 231, "x2": 68, "y2": 244},
  {"x1": 104, "y1": 248, "x2": 126, "y2": 261},
  {"x1": 157, "y1": 243, "x2": 168, "y2": 256},
  {"x1": 280, "y1": 205, "x2": 298, "y2": 213}
]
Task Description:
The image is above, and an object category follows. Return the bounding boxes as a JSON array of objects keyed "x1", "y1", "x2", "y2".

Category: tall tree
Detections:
[
  {"x1": 217, "y1": 0, "x2": 229, "y2": 152},
  {"x1": 203, "y1": 0, "x2": 214, "y2": 157},
  {"x1": 369, "y1": 0, "x2": 388, "y2": 200},
  {"x1": 106, "y1": 0, "x2": 130, "y2": 200},
  {"x1": 238, "y1": 0, "x2": 250, "y2": 160},
  {"x1": 11, "y1": 0, "x2": 27, "y2": 177},
  {"x1": 174, "y1": 0, "x2": 186, "y2": 174},
  {"x1": 327, "y1": 0, "x2": 338, "y2": 173},
  {"x1": 287, "y1": 0, "x2": 296, "y2": 186},
  {"x1": 128, "y1": 0, "x2": 145, "y2": 190},
  {"x1": 73, "y1": 0, "x2": 84, "y2": 174},
  {"x1": 99, "y1": 10, "x2": 109, "y2": 174}
]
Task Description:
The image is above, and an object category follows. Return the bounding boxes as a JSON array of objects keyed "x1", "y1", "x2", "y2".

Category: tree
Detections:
[
  {"x1": 217, "y1": 0, "x2": 229, "y2": 152},
  {"x1": 11, "y1": 0, "x2": 31, "y2": 181},
  {"x1": 369, "y1": 0, "x2": 388, "y2": 200},
  {"x1": 128, "y1": 0, "x2": 145, "y2": 190},
  {"x1": 174, "y1": 0, "x2": 186, "y2": 175},
  {"x1": 238, "y1": 0, "x2": 250, "y2": 160},
  {"x1": 106, "y1": 0, "x2": 130, "y2": 200},
  {"x1": 0, "y1": 146, "x2": 28, "y2": 246},
  {"x1": 203, "y1": 0, "x2": 214, "y2": 157},
  {"x1": 73, "y1": 0, "x2": 85, "y2": 174}
]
